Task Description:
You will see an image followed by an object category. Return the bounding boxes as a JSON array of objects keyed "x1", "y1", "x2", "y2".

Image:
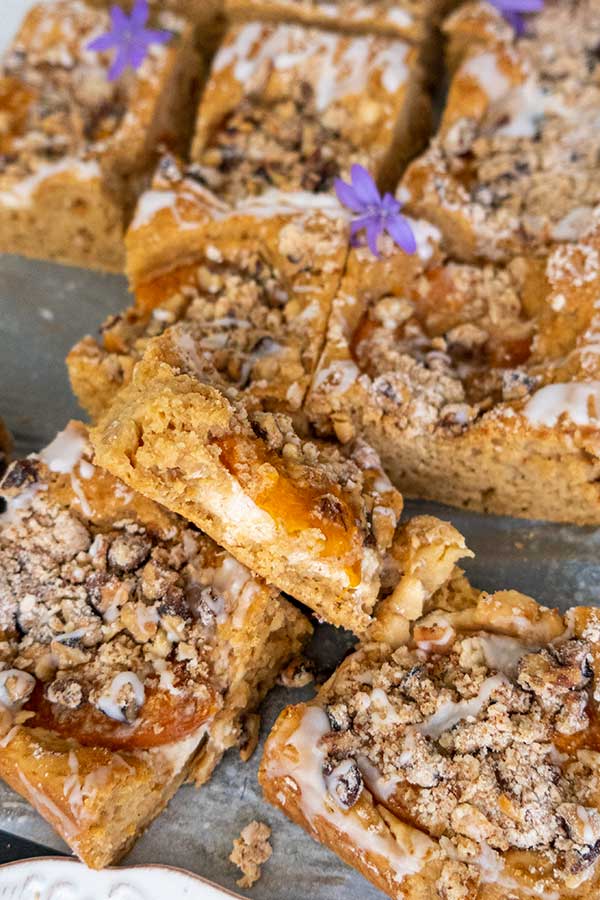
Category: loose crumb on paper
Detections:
[{"x1": 230, "y1": 820, "x2": 273, "y2": 888}]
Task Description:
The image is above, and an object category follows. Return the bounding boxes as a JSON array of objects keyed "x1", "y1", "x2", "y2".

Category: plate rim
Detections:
[{"x1": 0, "y1": 854, "x2": 248, "y2": 898}]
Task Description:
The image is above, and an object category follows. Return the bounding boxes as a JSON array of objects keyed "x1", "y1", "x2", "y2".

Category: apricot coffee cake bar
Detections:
[
  {"x1": 0, "y1": 422, "x2": 311, "y2": 866},
  {"x1": 403, "y1": 0, "x2": 600, "y2": 262},
  {"x1": 0, "y1": 0, "x2": 199, "y2": 271},
  {"x1": 261, "y1": 583, "x2": 600, "y2": 900}
]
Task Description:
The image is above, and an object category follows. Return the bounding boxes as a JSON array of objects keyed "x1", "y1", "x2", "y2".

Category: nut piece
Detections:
[
  {"x1": 324, "y1": 757, "x2": 363, "y2": 810},
  {"x1": 230, "y1": 821, "x2": 273, "y2": 889}
]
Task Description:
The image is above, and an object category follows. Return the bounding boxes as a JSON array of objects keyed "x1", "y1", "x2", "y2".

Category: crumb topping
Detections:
[
  {"x1": 348, "y1": 255, "x2": 536, "y2": 435},
  {"x1": 230, "y1": 820, "x2": 273, "y2": 888},
  {"x1": 315, "y1": 629, "x2": 600, "y2": 893},
  {"x1": 407, "y1": 0, "x2": 600, "y2": 258},
  {"x1": 0, "y1": 426, "x2": 260, "y2": 747},
  {"x1": 194, "y1": 22, "x2": 410, "y2": 202},
  {"x1": 194, "y1": 78, "x2": 372, "y2": 202}
]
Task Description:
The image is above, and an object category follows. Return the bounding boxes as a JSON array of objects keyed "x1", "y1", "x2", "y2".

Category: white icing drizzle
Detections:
[
  {"x1": 479, "y1": 634, "x2": 532, "y2": 678},
  {"x1": 18, "y1": 772, "x2": 78, "y2": 839},
  {"x1": 312, "y1": 359, "x2": 359, "y2": 394},
  {"x1": 357, "y1": 755, "x2": 400, "y2": 803},
  {"x1": 131, "y1": 189, "x2": 178, "y2": 229},
  {"x1": 408, "y1": 217, "x2": 441, "y2": 262},
  {"x1": 40, "y1": 424, "x2": 88, "y2": 474},
  {"x1": 523, "y1": 382, "x2": 600, "y2": 428},
  {"x1": 267, "y1": 706, "x2": 433, "y2": 885},
  {"x1": 96, "y1": 672, "x2": 145, "y2": 723},
  {"x1": 214, "y1": 22, "x2": 408, "y2": 111},
  {"x1": 462, "y1": 51, "x2": 510, "y2": 103},
  {"x1": 418, "y1": 674, "x2": 507, "y2": 739},
  {"x1": 223, "y1": 189, "x2": 345, "y2": 220},
  {"x1": 0, "y1": 159, "x2": 100, "y2": 209}
]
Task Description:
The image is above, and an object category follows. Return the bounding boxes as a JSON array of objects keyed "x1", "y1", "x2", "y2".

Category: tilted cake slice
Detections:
[
  {"x1": 0, "y1": 422, "x2": 311, "y2": 867},
  {"x1": 261, "y1": 578, "x2": 600, "y2": 899},
  {"x1": 402, "y1": 0, "x2": 600, "y2": 262},
  {"x1": 308, "y1": 216, "x2": 600, "y2": 524},
  {"x1": 0, "y1": 1, "x2": 199, "y2": 271},
  {"x1": 90, "y1": 323, "x2": 470, "y2": 634}
]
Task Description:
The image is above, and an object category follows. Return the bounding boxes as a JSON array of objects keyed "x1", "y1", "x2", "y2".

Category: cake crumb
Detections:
[{"x1": 230, "y1": 821, "x2": 273, "y2": 888}]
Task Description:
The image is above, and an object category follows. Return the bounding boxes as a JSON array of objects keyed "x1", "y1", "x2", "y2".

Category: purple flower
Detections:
[
  {"x1": 87, "y1": 0, "x2": 171, "y2": 81},
  {"x1": 334, "y1": 165, "x2": 416, "y2": 258},
  {"x1": 489, "y1": 0, "x2": 543, "y2": 35}
]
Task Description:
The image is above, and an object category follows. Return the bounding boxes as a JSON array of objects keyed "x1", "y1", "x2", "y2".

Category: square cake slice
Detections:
[
  {"x1": 67, "y1": 155, "x2": 349, "y2": 421},
  {"x1": 223, "y1": 0, "x2": 457, "y2": 44},
  {"x1": 308, "y1": 216, "x2": 600, "y2": 525},
  {"x1": 189, "y1": 20, "x2": 430, "y2": 206},
  {"x1": 90, "y1": 328, "x2": 470, "y2": 634},
  {"x1": 0, "y1": 1, "x2": 199, "y2": 271},
  {"x1": 402, "y1": 0, "x2": 600, "y2": 262},
  {"x1": 260, "y1": 583, "x2": 600, "y2": 899},
  {"x1": 0, "y1": 421, "x2": 311, "y2": 867}
]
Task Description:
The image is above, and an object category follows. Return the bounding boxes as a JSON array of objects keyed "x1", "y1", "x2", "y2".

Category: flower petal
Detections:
[
  {"x1": 87, "y1": 32, "x2": 117, "y2": 52},
  {"x1": 142, "y1": 27, "x2": 172, "y2": 46},
  {"x1": 349, "y1": 215, "x2": 372, "y2": 237},
  {"x1": 131, "y1": 0, "x2": 150, "y2": 27},
  {"x1": 504, "y1": 9, "x2": 525, "y2": 32},
  {"x1": 108, "y1": 48, "x2": 128, "y2": 80},
  {"x1": 381, "y1": 191, "x2": 401, "y2": 215},
  {"x1": 385, "y1": 214, "x2": 417, "y2": 255},
  {"x1": 350, "y1": 164, "x2": 381, "y2": 207},
  {"x1": 128, "y1": 39, "x2": 150, "y2": 69},
  {"x1": 366, "y1": 219, "x2": 383, "y2": 257},
  {"x1": 335, "y1": 178, "x2": 364, "y2": 213},
  {"x1": 500, "y1": 0, "x2": 542, "y2": 11},
  {"x1": 110, "y1": 5, "x2": 130, "y2": 31}
]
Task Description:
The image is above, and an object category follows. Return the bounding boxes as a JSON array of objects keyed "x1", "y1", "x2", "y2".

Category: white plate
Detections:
[{"x1": 0, "y1": 857, "x2": 246, "y2": 899}]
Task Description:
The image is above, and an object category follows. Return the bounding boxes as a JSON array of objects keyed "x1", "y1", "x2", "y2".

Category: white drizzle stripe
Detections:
[
  {"x1": 0, "y1": 159, "x2": 101, "y2": 209},
  {"x1": 417, "y1": 674, "x2": 507, "y2": 739},
  {"x1": 213, "y1": 23, "x2": 409, "y2": 110},
  {"x1": 524, "y1": 382, "x2": 600, "y2": 427},
  {"x1": 267, "y1": 706, "x2": 432, "y2": 884}
]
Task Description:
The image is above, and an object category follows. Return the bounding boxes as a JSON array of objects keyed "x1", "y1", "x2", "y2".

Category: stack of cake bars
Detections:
[{"x1": 3, "y1": 1, "x2": 600, "y2": 898}]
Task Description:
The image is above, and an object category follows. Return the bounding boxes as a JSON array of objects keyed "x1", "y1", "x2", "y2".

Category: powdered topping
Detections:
[
  {"x1": 311, "y1": 627, "x2": 599, "y2": 895},
  {"x1": 0, "y1": 425, "x2": 265, "y2": 747}
]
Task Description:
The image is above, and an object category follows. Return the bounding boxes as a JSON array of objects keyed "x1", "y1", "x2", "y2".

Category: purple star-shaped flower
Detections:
[
  {"x1": 87, "y1": 0, "x2": 171, "y2": 81},
  {"x1": 334, "y1": 164, "x2": 416, "y2": 258},
  {"x1": 489, "y1": 0, "x2": 543, "y2": 35}
]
